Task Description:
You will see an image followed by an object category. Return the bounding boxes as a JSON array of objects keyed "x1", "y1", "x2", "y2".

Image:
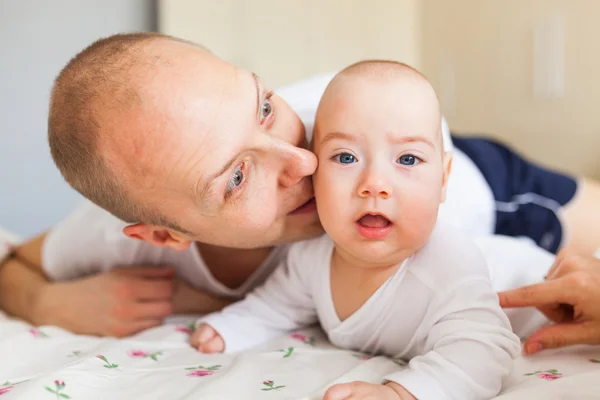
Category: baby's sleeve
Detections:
[
  {"x1": 197, "y1": 242, "x2": 318, "y2": 353},
  {"x1": 383, "y1": 241, "x2": 521, "y2": 400}
]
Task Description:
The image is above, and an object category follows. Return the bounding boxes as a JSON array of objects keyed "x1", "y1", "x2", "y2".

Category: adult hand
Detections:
[
  {"x1": 171, "y1": 277, "x2": 233, "y2": 315},
  {"x1": 33, "y1": 266, "x2": 175, "y2": 337},
  {"x1": 498, "y1": 251, "x2": 600, "y2": 354}
]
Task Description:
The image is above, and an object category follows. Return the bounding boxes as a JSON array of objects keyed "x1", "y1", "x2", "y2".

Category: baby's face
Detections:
[{"x1": 312, "y1": 74, "x2": 451, "y2": 266}]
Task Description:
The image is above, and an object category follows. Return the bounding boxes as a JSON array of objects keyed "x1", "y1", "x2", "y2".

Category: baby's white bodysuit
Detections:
[{"x1": 200, "y1": 223, "x2": 521, "y2": 400}]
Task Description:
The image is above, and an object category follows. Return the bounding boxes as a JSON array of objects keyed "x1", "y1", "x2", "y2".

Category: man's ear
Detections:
[
  {"x1": 123, "y1": 224, "x2": 192, "y2": 251},
  {"x1": 440, "y1": 151, "x2": 453, "y2": 203}
]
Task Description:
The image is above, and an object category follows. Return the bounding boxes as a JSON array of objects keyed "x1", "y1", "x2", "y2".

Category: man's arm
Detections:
[
  {"x1": 0, "y1": 233, "x2": 48, "y2": 324},
  {"x1": 0, "y1": 232, "x2": 176, "y2": 337}
]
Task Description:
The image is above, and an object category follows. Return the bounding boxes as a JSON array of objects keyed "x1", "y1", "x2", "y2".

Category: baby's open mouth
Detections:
[
  {"x1": 355, "y1": 213, "x2": 393, "y2": 240},
  {"x1": 357, "y1": 213, "x2": 392, "y2": 228}
]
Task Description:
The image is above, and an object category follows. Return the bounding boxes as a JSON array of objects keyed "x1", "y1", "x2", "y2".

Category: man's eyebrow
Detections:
[{"x1": 319, "y1": 131, "x2": 356, "y2": 145}]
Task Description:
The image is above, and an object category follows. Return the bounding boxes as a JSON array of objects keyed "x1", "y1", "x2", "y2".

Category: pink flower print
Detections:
[
  {"x1": 538, "y1": 373, "x2": 561, "y2": 381},
  {"x1": 0, "y1": 386, "x2": 13, "y2": 396},
  {"x1": 128, "y1": 350, "x2": 149, "y2": 358},
  {"x1": 185, "y1": 364, "x2": 221, "y2": 377},
  {"x1": 29, "y1": 328, "x2": 48, "y2": 338},
  {"x1": 290, "y1": 332, "x2": 316, "y2": 346},
  {"x1": 96, "y1": 354, "x2": 119, "y2": 369},
  {"x1": 175, "y1": 322, "x2": 196, "y2": 335},
  {"x1": 187, "y1": 369, "x2": 214, "y2": 377},
  {"x1": 290, "y1": 333, "x2": 306, "y2": 342},
  {"x1": 127, "y1": 349, "x2": 162, "y2": 361},
  {"x1": 524, "y1": 369, "x2": 562, "y2": 380},
  {"x1": 45, "y1": 380, "x2": 70, "y2": 399},
  {"x1": 261, "y1": 380, "x2": 285, "y2": 391}
]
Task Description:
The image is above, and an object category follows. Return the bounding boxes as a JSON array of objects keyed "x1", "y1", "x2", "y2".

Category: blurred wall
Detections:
[
  {"x1": 158, "y1": 0, "x2": 421, "y2": 88},
  {"x1": 422, "y1": 0, "x2": 600, "y2": 179},
  {"x1": 0, "y1": 0, "x2": 156, "y2": 236}
]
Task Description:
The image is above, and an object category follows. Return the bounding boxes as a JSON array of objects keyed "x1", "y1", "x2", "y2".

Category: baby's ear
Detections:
[{"x1": 440, "y1": 151, "x2": 453, "y2": 203}]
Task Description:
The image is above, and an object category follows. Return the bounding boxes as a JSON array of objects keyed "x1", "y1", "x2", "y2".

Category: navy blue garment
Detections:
[{"x1": 452, "y1": 135, "x2": 577, "y2": 254}]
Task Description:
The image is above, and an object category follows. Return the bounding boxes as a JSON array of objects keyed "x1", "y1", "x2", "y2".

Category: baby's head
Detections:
[{"x1": 312, "y1": 60, "x2": 452, "y2": 267}]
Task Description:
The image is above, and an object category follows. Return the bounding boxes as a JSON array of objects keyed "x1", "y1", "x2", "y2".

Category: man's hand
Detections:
[
  {"x1": 191, "y1": 323, "x2": 225, "y2": 353},
  {"x1": 323, "y1": 381, "x2": 416, "y2": 400},
  {"x1": 498, "y1": 250, "x2": 600, "y2": 354},
  {"x1": 34, "y1": 266, "x2": 176, "y2": 337},
  {"x1": 171, "y1": 278, "x2": 233, "y2": 315}
]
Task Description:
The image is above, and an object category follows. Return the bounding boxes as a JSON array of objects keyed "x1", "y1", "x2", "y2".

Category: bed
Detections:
[{"x1": 1, "y1": 230, "x2": 600, "y2": 399}]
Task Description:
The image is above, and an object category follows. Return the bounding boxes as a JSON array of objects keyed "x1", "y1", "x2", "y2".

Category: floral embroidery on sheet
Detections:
[
  {"x1": 96, "y1": 355, "x2": 119, "y2": 369},
  {"x1": 127, "y1": 350, "x2": 162, "y2": 361},
  {"x1": 289, "y1": 332, "x2": 316, "y2": 346},
  {"x1": 277, "y1": 347, "x2": 295, "y2": 358},
  {"x1": 175, "y1": 322, "x2": 196, "y2": 335},
  {"x1": 524, "y1": 369, "x2": 562, "y2": 380},
  {"x1": 185, "y1": 365, "x2": 221, "y2": 377},
  {"x1": 29, "y1": 328, "x2": 48, "y2": 338},
  {"x1": 0, "y1": 382, "x2": 14, "y2": 396},
  {"x1": 67, "y1": 351, "x2": 82, "y2": 358},
  {"x1": 44, "y1": 380, "x2": 71, "y2": 399},
  {"x1": 352, "y1": 353, "x2": 373, "y2": 361},
  {"x1": 261, "y1": 380, "x2": 285, "y2": 391}
]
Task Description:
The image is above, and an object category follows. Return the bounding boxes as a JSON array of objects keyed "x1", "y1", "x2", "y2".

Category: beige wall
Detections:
[
  {"x1": 158, "y1": 0, "x2": 421, "y2": 88},
  {"x1": 422, "y1": 0, "x2": 600, "y2": 178},
  {"x1": 159, "y1": 1, "x2": 600, "y2": 178}
]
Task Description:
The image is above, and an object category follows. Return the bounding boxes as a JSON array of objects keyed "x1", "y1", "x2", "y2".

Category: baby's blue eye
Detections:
[
  {"x1": 335, "y1": 153, "x2": 357, "y2": 164},
  {"x1": 397, "y1": 155, "x2": 417, "y2": 166}
]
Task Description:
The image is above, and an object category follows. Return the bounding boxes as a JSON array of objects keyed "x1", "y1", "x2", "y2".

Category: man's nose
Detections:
[{"x1": 278, "y1": 144, "x2": 318, "y2": 187}]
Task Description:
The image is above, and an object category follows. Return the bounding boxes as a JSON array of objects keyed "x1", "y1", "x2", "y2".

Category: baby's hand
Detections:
[
  {"x1": 323, "y1": 381, "x2": 416, "y2": 400},
  {"x1": 190, "y1": 323, "x2": 225, "y2": 353}
]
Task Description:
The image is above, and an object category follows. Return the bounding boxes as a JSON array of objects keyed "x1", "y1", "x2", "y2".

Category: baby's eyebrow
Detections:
[
  {"x1": 319, "y1": 131, "x2": 356, "y2": 145},
  {"x1": 389, "y1": 135, "x2": 435, "y2": 148}
]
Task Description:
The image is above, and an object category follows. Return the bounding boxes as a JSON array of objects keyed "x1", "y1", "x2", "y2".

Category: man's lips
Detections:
[{"x1": 289, "y1": 197, "x2": 317, "y2": 215}]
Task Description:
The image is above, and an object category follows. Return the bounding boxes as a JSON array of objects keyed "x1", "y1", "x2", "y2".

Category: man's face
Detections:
[{"x1": 105, "y1": 41, "x2": 322, "y2": 248}]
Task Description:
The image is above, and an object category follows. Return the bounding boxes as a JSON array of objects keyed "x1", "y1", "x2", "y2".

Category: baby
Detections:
[{"x1": 190, "y1": 61, "x2": 521, "y2": 400}]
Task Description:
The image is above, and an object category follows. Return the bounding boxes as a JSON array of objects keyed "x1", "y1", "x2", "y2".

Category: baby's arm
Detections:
[
  {"x1": 192, "y1": 244, "x2": 318, "y2": 354},
  {"x1": 384, "y1": 277, "x2": 521, "y2": 400}
]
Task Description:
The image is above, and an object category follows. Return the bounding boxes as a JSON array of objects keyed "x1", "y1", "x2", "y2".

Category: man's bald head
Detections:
[{"x1": 48, "y1": 32, "x2": 202, "y2": 230}]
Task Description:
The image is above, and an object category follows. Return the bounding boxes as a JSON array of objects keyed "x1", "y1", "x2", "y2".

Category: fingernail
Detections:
[{"x1": 526, "y1": 341, "x2": 544, "y2": 354}]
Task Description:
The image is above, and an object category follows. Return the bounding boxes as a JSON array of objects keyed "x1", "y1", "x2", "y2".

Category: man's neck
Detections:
[{"x1": 195, "y1": 242, "x2": 274, "y2": 290}]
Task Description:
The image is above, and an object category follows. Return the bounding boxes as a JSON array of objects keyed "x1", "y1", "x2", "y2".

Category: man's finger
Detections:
[
  {"x1": 524, "y1": 322, "x2": 600, "y2": 354},
  {"x1": 498, "y1": 279, "x2": 574, "y2": 308}
]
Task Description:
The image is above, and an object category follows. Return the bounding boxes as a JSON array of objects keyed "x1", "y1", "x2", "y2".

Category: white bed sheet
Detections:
[
  {"x1": 1, "y1": 316, "x2": 600, "y2": 399},
  {"x1": 2, "y1": 230, "x2": 600, "y2": 399}
]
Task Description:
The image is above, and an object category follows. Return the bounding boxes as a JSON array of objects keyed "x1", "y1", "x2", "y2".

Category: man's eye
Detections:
[
  {"x1": 397, "y1": 154, "x2": 419, "y2": 166},
  {"x1": 334, "y1": 153, "x2": 357, "y2": 164},
  {"x1": 259, "y1": 98, "x2": 272, "y2": 122},
  {"x1": 226, "y1": 166, "x2": 244, "y2": 192}
]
